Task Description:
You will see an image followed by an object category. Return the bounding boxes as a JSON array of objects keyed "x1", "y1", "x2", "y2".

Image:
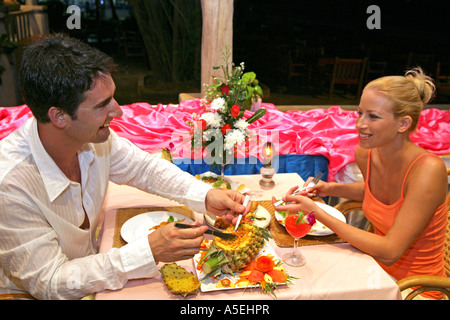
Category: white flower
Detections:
[
  {"x1": 210, "y1": 97, "x2": 226, "y2": 112},
  {"x1": 224, "y1": 129, "x2": 246, "y2": 150},
  {"x1": 224, "y1": 138, "x2": 235, "y2": 151},
  {"x1": 234, "y1": 118, "x2": 249, "y2": 131},
  {"x1": 200, "y1": 112, "x2": 223, "y2": 128}
]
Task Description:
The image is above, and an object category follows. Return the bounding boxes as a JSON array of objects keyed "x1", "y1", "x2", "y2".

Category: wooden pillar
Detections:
[{"x1": 200, "y1": 0, "x2": 233, "y2": 95}]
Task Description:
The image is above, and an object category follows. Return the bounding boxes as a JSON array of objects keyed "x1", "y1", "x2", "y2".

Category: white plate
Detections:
[
  {"x1": 193, "y1": 241, "x2": 286, "y2": 292},
  {"x1": 274, "y1": 202, "x2": 346, "y2": 236},
  {"x1": 204, "y1": 205, "x2": 271, "y2": 230},
  {"x1": 120, "y1": 211, "x2": 193, "y2": 243},
  {"x1": 246, "y1": 205, "x2": 271, "y2": 228}
]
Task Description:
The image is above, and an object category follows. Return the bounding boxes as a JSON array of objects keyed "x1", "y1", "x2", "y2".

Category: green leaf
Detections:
[
  {"x1": 255, "y1": 85, "x2": 263, "y2": 96},
  {"x1": 246, "y1": 108, "x2": 266, "y2": 124},
  {"x1": 242, "y1": 72, "x2": 256, "y2": 84},
  {"x1": 247, "y1": 86, "x2": 255, "y2": 97}
]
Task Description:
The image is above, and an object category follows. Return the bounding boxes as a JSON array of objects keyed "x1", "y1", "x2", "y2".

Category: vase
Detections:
[{"x1": 250, "y1": 97, "x2": 262, "y2": 112}]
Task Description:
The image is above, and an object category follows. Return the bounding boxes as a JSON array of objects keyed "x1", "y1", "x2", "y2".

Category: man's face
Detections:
[{"x1": 66, "y1": 73, "x2": 123, "y2": 145}]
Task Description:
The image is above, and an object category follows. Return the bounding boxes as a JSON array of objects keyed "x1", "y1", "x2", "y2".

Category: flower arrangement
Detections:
[
  {"x1": 188, "y1": 46, "x2": 266, "y2": 172},
  {"x1": 203, "y1": 46, "x2": 263, "y2": 110}
]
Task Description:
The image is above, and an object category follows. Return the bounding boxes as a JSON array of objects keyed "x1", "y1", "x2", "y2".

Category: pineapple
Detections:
[
  {"x1": 160, "y1": 263, "x2": 201, "y2": 297},
  {"x1": 199, "y1": 222, "x2": 271, "y2": 279}
]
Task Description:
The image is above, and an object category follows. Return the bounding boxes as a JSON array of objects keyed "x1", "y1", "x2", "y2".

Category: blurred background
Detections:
[{"x1": 2, "y1": 0, "x2": 449, "y2": 107}]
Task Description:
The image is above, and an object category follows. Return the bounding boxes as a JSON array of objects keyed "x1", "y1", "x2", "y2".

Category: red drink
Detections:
[
  {"x1": 282, "y1": 212, "x2": 315, "y2": 267},
  {"x1": 285, "y1": 215, "x2": 312, "y2": 238}
]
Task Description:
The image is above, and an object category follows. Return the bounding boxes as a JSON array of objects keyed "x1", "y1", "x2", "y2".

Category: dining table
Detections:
[{"x1": 95, "y1": 172, "x2": 401, "y2": 300}]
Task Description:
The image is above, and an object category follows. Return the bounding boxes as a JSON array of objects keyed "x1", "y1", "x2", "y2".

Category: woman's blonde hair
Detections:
[{"x1": 363, "y1": 67, "x2": 435, "y2": 131}]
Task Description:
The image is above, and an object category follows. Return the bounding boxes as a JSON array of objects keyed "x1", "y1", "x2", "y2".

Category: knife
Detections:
[
  {"x1": 234, "y1": 195, "x2": 250, "y2": 232},
  {"x1": 174, "y1": 223, "x2": 237, "y2": 240}
]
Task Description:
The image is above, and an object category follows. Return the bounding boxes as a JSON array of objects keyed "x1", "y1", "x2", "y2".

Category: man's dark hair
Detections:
[{"x1": 19, "y1": 33, "x2": 117, "y2": 123}]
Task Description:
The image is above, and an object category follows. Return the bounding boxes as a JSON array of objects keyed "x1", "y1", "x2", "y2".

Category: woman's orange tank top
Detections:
[{"x1": 362, "y1": 149, "x2": 447, "y2": 298}]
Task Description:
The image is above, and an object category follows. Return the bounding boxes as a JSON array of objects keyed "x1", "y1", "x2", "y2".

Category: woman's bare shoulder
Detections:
[
  {"x1": 353, "y1": 146, "x2": 370, "y2": 178},
  {"x1": 407, "y1": 151, "x2": 447, "y2": 199},
  {"x1": 354, "y1": 146, "x2": 369, "y2": 165}
]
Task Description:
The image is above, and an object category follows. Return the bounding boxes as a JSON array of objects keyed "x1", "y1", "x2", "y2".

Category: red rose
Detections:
[
  {"x1": 221, "y1": 124, "x2": 232, "y2": 135},
  {"x1": 231, "y1": 105, "x2": 240, "y2": 117},
  {"x1": 220, "y1": 84, "x2": 230, "y2": 95}
]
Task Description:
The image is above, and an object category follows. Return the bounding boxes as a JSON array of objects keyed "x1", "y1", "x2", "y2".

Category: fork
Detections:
[
  {"x1": 234, "y1": 194, "x2": 251, "y2": 232},
  {"x1": 274, "y1": 171, "x2": 323, "y2": 207}
]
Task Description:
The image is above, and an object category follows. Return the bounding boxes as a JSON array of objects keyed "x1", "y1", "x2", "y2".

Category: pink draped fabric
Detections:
[
  {"x1": 1, "y1": 101, "x2": 449, "y2": 179},
  {"x1": 0, "y1": 105, "x2": 34, "y2": 139}
]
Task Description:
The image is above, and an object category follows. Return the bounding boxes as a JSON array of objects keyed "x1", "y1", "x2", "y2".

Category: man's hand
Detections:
[
  {"x1": 148, "y1": 221, "x2": 208, "y2": 263},
  {"x1": 205, "y1": 189, "x2": 252, "y2": 225}
]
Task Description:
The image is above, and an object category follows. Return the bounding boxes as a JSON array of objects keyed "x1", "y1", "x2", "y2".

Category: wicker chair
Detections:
[
  {"x1": 0, "y1": 293, "x2": 34, "y2": 300},
  {"x1": 334, "y1": 181, "x2": 450, "y2": 300}
]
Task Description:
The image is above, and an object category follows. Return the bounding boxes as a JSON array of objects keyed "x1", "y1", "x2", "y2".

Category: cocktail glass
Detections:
[{"x1": 282, "y1": 213, "x2": 313, "y2": 267}]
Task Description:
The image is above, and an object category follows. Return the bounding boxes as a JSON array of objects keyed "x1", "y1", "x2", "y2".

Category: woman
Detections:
[{"x1": 274, "y1": 68, "x2": 448, "y2": 299}]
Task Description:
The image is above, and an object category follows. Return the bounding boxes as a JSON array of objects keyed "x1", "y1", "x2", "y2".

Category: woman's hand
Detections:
[
  {"x1": 302, "y1": 177, "x2": 331, "y2": 198},
  {"x1": 272, "y1": 192, "x2": 318, "y2": 215}
]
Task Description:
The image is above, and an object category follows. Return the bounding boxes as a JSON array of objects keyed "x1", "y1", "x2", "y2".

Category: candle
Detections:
[
  {"x1": 260, "y1": 142, "x2": 275, "y2": 189},
  {"x1": 264, "y1": 142, "x2": 273, "y2": 159}
]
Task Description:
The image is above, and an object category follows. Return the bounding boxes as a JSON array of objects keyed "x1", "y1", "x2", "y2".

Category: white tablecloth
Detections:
[{"x1": 95, "y1": 173, "x2": 401, "y2": 300}]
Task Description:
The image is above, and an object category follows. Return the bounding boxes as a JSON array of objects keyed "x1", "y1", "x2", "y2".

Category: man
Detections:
[{"x1": 0, "y1": 33, "x2": 249, "y2": 299}]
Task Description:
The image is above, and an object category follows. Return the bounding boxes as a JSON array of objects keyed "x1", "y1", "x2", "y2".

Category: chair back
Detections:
[
  {"x1": 436, "y1": 62, "x2": 450, "y2": 92},
  {"x1": 331, "y1": 57, "x2": 367, "y2": 84},
  {"x1": 329, "y1": 57, "x2": 367, "y2": 100}
]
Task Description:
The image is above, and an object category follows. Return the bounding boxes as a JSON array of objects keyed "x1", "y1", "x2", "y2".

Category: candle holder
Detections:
[{"x1": 259, "y1": 142, "x2": 275, "y2": 189}]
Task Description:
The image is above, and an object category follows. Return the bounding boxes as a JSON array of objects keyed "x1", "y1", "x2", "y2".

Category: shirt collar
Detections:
[{"x1": 28, "y1": 118, "x2": 95, "y2": 202}]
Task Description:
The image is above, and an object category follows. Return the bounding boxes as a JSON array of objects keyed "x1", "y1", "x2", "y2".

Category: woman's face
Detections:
[{"x1": 356, "y1": 88, "x2": 403, "y2": 149}]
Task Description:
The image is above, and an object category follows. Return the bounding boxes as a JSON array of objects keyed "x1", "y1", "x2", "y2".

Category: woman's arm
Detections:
[
  {"x1": 275, "y1": 154, "x2": 447, "y2": 266},
  {"x1": 301, "y1": 177, "x2": 365, "y2": 201},
  {"x1": 303, "y1": 146, "x2": 367, "y2": 201}
]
